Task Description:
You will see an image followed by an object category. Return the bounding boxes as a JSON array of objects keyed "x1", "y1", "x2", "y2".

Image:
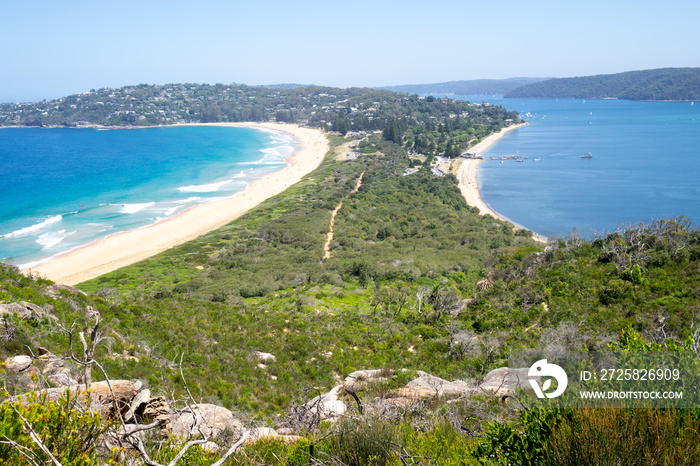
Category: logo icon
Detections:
[{"x1": 529, "y1": 359, "x2": 568, "y2": 399}]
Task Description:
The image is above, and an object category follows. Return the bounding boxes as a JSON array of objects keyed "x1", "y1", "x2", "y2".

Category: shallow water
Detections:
[{"x1": 0, "y1": 125, "x2": 295, "y2": 267}]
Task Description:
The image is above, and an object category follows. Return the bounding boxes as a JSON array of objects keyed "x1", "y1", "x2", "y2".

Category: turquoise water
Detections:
[
  {"x1": 458, "y1": 96, "x2": 700, "y2": 239},
  {"x1": 0, "y1": 126, "x2": 296, "y2": 267}
]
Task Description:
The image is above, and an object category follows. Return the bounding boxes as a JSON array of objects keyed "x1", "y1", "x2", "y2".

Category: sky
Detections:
[{"x1": 2, "y1": 0, "x2": 699, "y2": 102}]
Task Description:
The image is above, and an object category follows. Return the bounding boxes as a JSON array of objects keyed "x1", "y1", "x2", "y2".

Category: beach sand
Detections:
[
  {"x1": 26, "y1": 123, "x2": 329, "y2": 285},
  {"x1": 454, "y1": 124, "x2": 547, "y2": 242}
]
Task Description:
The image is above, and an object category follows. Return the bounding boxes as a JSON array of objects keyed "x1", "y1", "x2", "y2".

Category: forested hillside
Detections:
[
  {"x1": 379, "y1": 77, "x2": 546, "y2": 96},
  {"x1": 504, "y1": 67, "x2": 700, "y2": 101}
]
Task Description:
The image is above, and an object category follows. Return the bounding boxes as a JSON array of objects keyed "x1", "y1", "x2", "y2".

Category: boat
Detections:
[
  {"x1": 534, "y1": 157, "x2": 542, "y2": 162},
  {"x1": 580, "y1": 152, "x2": 593, "y2": 158}
]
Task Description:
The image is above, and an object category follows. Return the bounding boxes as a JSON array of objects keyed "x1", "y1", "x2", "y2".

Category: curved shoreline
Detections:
[
  {"x1": 454, "y1": 124, "x2": 548, "y2": 243},
  {"x1": 26, "y1": 123, "x2": 329, "y2": 285}
]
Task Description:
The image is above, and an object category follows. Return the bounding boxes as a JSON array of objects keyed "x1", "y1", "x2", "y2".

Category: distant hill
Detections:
[
  {"x1": 504, "y1": 68, "x2": 700, "y2": 101},
  {"x1": 378, "y1": 77, "x2": 547, "y2": 96}
]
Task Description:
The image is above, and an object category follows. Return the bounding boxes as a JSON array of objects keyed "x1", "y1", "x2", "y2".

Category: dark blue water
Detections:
[
  {"x1": 459, "y1": 96, "x2": 700, "y2": 239},
  {"x1": 0, "y1": 126, "x2": 295, "y2": 267}
]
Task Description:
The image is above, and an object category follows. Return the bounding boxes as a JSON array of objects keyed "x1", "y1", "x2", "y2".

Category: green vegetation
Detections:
[
  {"x1": 504, "y1": 67, "x2": 700, "y2": 101},
  {"x1": 0, "y1": 390, "x2": 110, "y2": 465}
]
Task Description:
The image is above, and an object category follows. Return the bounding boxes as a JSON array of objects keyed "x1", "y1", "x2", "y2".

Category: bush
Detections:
[
  {"x1": 0, "y1": 390, "x2": 111, "y2": 465},
  {"x1": 321, "y1": 415, "x2": 397, "y2": 466}
]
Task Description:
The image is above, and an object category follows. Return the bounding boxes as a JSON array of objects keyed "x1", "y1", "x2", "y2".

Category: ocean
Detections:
[
  {"x1": 0, "y1": 125, "x2": 295, "y2": 268},
  {"x1": 457, "y1": 96, "x2": 700, "y2": 239}
]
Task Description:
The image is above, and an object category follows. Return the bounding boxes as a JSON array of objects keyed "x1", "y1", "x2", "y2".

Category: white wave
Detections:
[
  {"x1": 239, "y1": 159, "x2": 287, "y2": 166},
  {"x1": 116, "y1": 202, "x2": 156, "y2": 214},
  {"x1": 37, "y1": 230, "x2": 75, "y2": 248},
  {"x1": 260, "y1": 148, "x2": 284, "y2": 158},
  {"x1": 2, "y1": 215, "x2": 63, "y2": 238},
  {"x1": 177, "y1": 179, "x2": 233, "y2": 193},
  {"x1": 159, "y1": 206, "x2": 182, "y2": 217}
]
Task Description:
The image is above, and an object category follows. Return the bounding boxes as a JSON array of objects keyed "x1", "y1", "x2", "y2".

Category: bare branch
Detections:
[
  {"x1": 210, "y1": 429, "x2": 251, "y2": 466},
  {"x1": 1, "y1": 437, "x2": 43, "y2": 466}
]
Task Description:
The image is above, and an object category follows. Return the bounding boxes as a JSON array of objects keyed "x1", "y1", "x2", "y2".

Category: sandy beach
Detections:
[
  {"x1": 454, "y1": 123, "x2": 547, "y2": 242},
  {"x1": 26, "y1": 123, "x2": 329, "y2": 285}
]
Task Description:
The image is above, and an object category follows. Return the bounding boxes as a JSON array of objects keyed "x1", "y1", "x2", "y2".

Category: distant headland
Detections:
[
  {"x1": 377, "y1": 68, "x2": 700, "y2": 102},
  {"x1": 503, "y1": 67, "x2": 700, "y2": 101}
]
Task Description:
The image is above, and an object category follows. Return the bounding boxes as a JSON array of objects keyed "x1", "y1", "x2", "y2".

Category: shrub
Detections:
[
  {"x1": 321, "y1": 415, "x2": 397, "y2": 466},
  {"x1": 0, "y1": 390, "x2": 111, "y2": 465}
]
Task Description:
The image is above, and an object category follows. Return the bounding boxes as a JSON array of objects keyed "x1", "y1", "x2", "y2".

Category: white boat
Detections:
[{"x1": 580, "y1": 152, "x2": 593, "y2": 158}]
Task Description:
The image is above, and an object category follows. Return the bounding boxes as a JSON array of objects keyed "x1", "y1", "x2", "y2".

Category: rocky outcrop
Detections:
[
  {"x1": 3, "y1": 355, "x2": 32, "y2": 372},
  {"x1": 299, "y1": 366, "x2": 535, "y2": 421},
  {"x1": 3, "y1": 348, "x2": 78, "y2": 390},
  {"x1": 44, "y1": 283, "x2": 86, "y2": 299},
  {"x1": 254, "y1": 351, "x2": 277, "y2": 363},
  {"x1": 479, "y1": 367, "x2": 534, "y2": 396},
  {"x1": 167, "y1": 403, "x2": 244, "y2": 439},
  {"x1": 397, "y1": 372, "x2": 476, "y2": 398},
  {"x1": 0, "y1": 301, "x2": 55, "y2": 321}
]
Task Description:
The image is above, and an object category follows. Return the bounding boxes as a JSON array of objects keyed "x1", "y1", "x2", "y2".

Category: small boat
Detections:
[
  {"x1": 580, "y1": 152, "x2": 593, "y2": 158},
  {"x1": 534, "y1": 157, "x2": 542, "y2": 162}
]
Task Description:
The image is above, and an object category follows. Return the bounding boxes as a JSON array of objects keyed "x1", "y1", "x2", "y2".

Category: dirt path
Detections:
[{"x1": 322, "y1": 170, "x2": 365, "y2": 261}]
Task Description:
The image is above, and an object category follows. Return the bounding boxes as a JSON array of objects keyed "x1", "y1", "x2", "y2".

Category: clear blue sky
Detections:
[{"x1": 2, "y1": 0, "x2": 698, "y2": 102}]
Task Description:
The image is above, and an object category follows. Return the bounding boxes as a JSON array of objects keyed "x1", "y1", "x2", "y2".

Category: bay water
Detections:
[
  {"x1": 0, "y1": 126, "x2": 295, "y2": 267},
  {"x1": 458, "y1": 96, "x2": 700, "y2": 239}
]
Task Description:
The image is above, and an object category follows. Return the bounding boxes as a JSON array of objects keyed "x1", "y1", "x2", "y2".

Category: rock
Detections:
[
  {"x1": 245, "y1": 427, "x2": 304, "y2": 446},
  {"x1": 167, "y1": 404, "x2": 244, "y2": 440},
  {"x1": 0, "y1": 303, "x2": 32, "y2": 320},
  {"x1": 0, "y1": 302, "x2": 54, "y2": 320},
  {"x1": 40, "y1": 357, "x2": 77, "y2": 386},
  {"x1": 44, "y1": 284, "x2": 87, "y2": 298},
  {"x1": 26, "y1": 380, "x2": 140, "y2": 417},
  {"x1": 22, "y1": 365, "x2": 41, "y2": 379},
  {"x1": 48, "y1": 372, "x2": 78, "y2": 387},
  {"x1": 305, "y1": 385, "x2": 347, "y2": 419},
  {"x1": 19, "y1": 301, "x2": 45, "y2": 318},
  {"x1": 397, "y1": 374, "x2": 475, "y2": 398},
  {"x1": 4, "y1": 355, "x2": 32, "y2": 372},
  {"x1": 137, "y1": 396, "x2": 171, "y2": 427},
  {"x1": 479, "y1": 367, "x2": 534, "y2": 396},
  {"x1": 255, "y1": 351, "x2": 277, "y2": 363},
  {"x1": 37, "y1": 347, "x2": 57, "y2": 358},
  {"x1": 124, "y1": 388, "x2": 151, "y2": 423}
]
